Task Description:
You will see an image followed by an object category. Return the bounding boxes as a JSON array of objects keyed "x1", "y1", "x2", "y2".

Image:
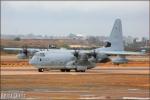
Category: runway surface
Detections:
[
  {"x1": 1, "y1": 66, "x2": 149, "y2": 75},
  {"x1": 1, "y1": 66, "x2": 150, "y2": 99}
]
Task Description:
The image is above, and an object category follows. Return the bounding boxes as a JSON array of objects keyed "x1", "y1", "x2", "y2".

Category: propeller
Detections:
[
  {"x1": 22, "y1": 46, "x2": 28, "y2": 57},
  {"x1": 91, "y1": 49, "x2": 97, "y2": 59},
  {"x1": 72, "y1": 49, "x2": 97, "y2": 71},
  {"x1": 73, "y1": 49, "x2": 79, "y2": 59},
  {"x1": 17, "y1": 45, "x2": 28, "y2": 59},
  {"x1": 73, "y1": 49, "x2": 98, "y2": 61},
  {"x1": 79, "y1": 53, "x2": 88, "y2": 61},
  {"x1": 73, "y1": 49, "x2": 90, "y2": 64}
]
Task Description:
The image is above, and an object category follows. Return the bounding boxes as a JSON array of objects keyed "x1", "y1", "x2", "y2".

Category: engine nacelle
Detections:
[
  {"x1": 112, "y1": 55, "x2": 128, "y2": 65},
  {"x1": 17, "y1": 53, "x2": 27, "y2": 59},
  {"x1": 96, "y1": 54, "x2": 110, "y2": 63},
  {"x1": 17, "y1": 49, "x2": 28, "y2": 59}
]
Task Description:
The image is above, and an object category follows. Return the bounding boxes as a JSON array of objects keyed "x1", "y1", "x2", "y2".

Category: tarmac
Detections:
[
  {"x1": 1, "y1": 55, "x2": 150, "y2": 99},
  {"x1": 1, "y1": 66, "x2": 150, "y2": 100},
  {"x1": 1, "y1": 66, "x2": 149, "y2": 75}
]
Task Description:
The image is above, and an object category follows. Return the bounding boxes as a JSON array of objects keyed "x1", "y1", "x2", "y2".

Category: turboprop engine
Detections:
[
  {"x1": 17, "y1": 48, "x2": 28, "y2": 59},
  {"x1": 17, "y1": 48, "x2": 38, "y2": 59},
  {"x1": 71, "y1": 50, "x2": 96, "y2": 72},
  {"x1": 111, "y1": 55, "x2": 128, "y2": 65},
  {"x1": 90, "y1": 50, "x2": 111, "y2": 63}
]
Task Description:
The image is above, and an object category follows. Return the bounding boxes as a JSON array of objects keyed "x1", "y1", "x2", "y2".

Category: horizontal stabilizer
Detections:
[{"x1": 99, "y1": 51, "x2": 145, "y2": 55}]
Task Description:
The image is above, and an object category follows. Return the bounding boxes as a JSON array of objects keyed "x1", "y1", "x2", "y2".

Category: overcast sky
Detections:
[{"x1": 1, "y1": 1, "x2": 149, "y2": 38}]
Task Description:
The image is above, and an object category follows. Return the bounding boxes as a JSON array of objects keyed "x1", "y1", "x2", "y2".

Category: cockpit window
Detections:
[
  {"x1": 39, "y1": 53, "x2": 45, "y2": 57},
  {"x1": 35, "y1": 52, "x2": 45, "y2": 57}
]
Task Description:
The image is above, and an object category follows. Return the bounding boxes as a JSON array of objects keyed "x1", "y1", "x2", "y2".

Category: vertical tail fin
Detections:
[{"x1": 108, "y1": 19, "x2": 124, "y2": 51}]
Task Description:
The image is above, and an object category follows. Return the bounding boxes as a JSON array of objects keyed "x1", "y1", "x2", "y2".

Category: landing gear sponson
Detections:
[{"x1": 38, "y1": 68, "x2": 85, "y2": 72}]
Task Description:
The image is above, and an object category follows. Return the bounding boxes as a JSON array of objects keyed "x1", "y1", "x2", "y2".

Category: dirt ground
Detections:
[
  {"x1": 1, "y1": 74, "x2": 150, "y2": 99},
  {"x1": 1, "y1": 54, "x2": 150, "y2": 99}
]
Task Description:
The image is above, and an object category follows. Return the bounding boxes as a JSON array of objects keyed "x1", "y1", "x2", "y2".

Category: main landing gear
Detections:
[
  {"x1": 60, "y1": 69, "x2": 71, "y2": 72},
  {"x1": 38, "y1": 68, "x2": 44, "y2": 72},
  {"x1": 60, "y1": 69, "x2": 86, "y2": 72},
  {"x1": 38, "y1": 68, "x2": 86, "y2": 72},
  {"x1": 75, "y1": 69, "x2": 85, "y2": 72}
]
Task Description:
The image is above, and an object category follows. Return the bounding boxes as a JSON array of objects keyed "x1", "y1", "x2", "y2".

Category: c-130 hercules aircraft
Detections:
[{"x1": 29, "y1": 19, "x2": 144, "y2": 72}]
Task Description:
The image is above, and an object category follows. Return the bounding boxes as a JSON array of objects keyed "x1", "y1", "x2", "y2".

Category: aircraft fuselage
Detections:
[{"x1": 29, "y1": 50, "x2": 95, "y2": 71}]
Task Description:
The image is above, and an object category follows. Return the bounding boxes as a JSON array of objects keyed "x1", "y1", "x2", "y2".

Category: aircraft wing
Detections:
[
  {"x1": 3, "y1": 48, "x2": 23, "y2": 51},
  {"x1": 99, "y1": 51, "x2": 145, "y2": 55},
  {"x1": 3, "y1": 48, "x2": 41, "y2": 52},
  {"x1": 3, "y1": 47, "x2": 67, "y2": 52}
]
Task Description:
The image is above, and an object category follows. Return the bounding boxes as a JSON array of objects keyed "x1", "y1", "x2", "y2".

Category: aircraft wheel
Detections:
[
  {"x1": 81, "y1": 70, "x2": 85, "y2": 72},
  {"x1": 60, "y1": 69, "x2": 65, "y2": 72},
  {"x1": 75, "y1": 69, "x2": 80, "y2": 72},
  {"x1": 38, "y1": 68, "x2": 44, "y2": 72},
  {"x1": 66, "y1": 69, "x2": 70, "y2": 72}
]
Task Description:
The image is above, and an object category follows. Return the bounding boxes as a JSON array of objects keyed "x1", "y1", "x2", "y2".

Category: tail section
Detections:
[
  {"x1": 96, "y1": 19, "x2": 124, "y2": 52},
  {"x1": 108, "y1": 19, "x2": 124, "y2": 51},
  {"x1": 105, "y1": 19, "x2": 124, "y2": 51}
]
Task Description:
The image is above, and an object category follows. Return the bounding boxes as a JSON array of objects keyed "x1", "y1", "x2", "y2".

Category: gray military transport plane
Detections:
[{"x1": 29, "y1": 19, "x2": 144, "y2": 72}]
